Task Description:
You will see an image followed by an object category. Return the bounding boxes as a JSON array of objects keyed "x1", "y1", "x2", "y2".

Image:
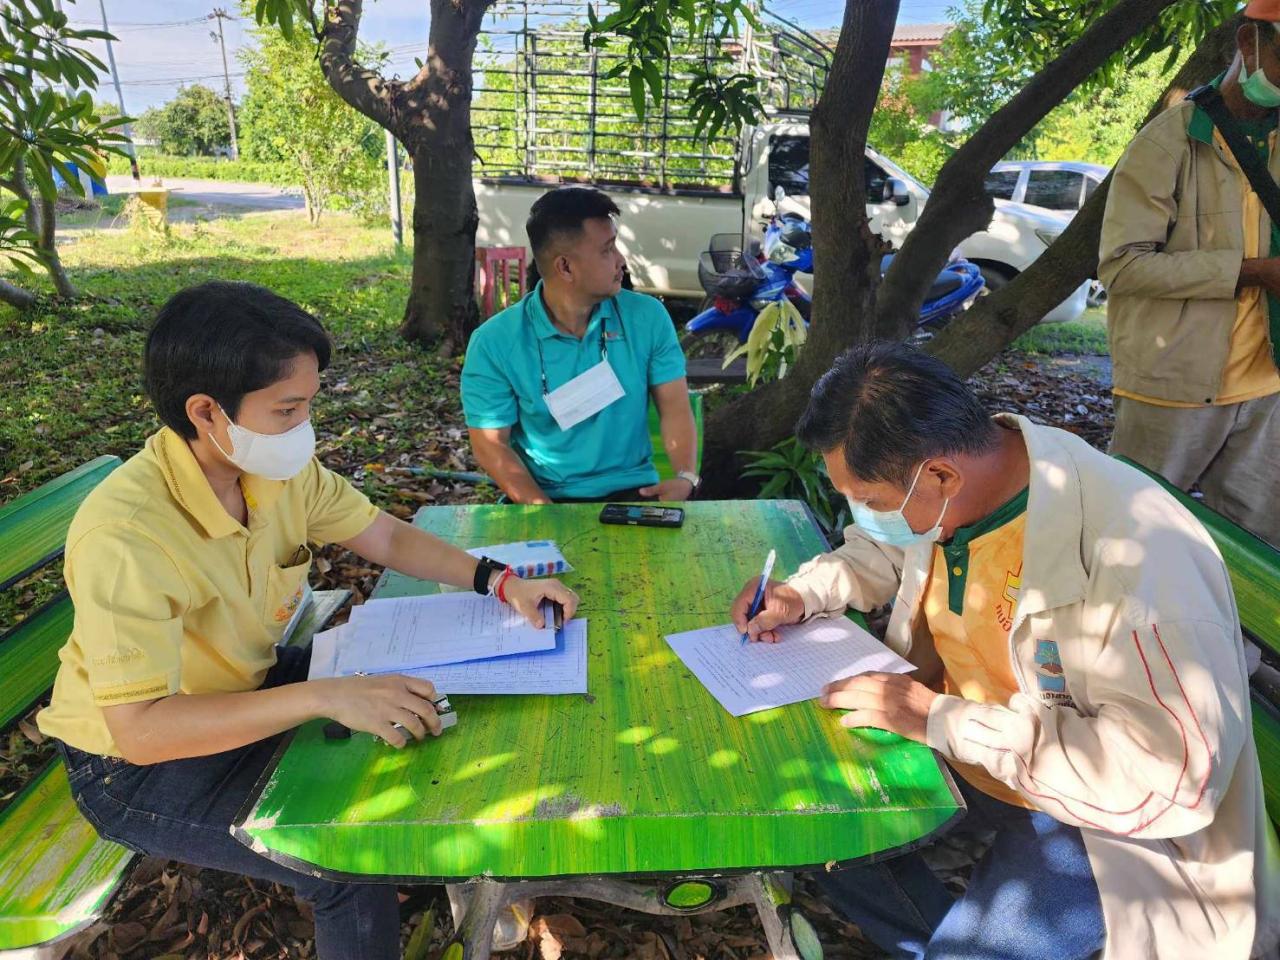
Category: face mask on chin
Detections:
[{"x1": 1241, "y1": 22, "x2": 1280, "y2": 108}]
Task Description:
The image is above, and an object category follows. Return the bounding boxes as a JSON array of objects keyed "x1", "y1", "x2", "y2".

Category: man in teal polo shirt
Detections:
[{"x1": 462, "y1": 187, "x2": 700, "y2": 503}]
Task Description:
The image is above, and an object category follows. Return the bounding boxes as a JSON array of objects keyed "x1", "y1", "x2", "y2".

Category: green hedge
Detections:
[{"x1": 105, "y1": 152, "x2": 298, "y2": 187}]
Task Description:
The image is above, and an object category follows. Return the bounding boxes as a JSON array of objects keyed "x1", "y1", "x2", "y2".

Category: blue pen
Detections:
[{"x1": 741, "y1": 549, "x2": 777, "y2": 644}]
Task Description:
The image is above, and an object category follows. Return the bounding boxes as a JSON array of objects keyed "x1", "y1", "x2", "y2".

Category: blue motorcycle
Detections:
[{"x1": 683, "y1": 212, "x2": 986, "y2": 357}]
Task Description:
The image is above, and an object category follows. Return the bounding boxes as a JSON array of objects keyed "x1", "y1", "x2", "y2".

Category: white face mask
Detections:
[{"x1": 210, "y1": 403, "x2": 315, "y2": 481}]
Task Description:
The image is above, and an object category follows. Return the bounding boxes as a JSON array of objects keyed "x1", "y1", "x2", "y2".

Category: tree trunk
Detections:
[
  {"x1": 700, "y1": 0, "x2": 1186, "y2": 495},
  {"x1": 698, "y1": 0, "x2": 900, "y2": 496},
  {"x1": 316, "y1": 0, "x2": 490, "y2": 353},
  {"x1": 926, "y1": 13, "x2": 1244, "y2": 376},
  {"x1": 403, "y1": 138, "x2": 480, "y2": 352},
  {"x1": 38, "y1": 193, "x2": 75, "y2": 298},
  {"x1": 395, "y1": 0, "x2": 488, "y2": 351},
  {"x1": 6, "y1": 158, "x2": 76, "y2": 301}
]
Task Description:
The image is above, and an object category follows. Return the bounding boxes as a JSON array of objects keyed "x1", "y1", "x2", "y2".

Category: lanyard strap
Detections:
[
  {"x1": 530, "y1": 295, "x2": 622, "y2": 397},
  {"x1": 1187, "y1": 85, "x2": 1280, "y2": 225}
]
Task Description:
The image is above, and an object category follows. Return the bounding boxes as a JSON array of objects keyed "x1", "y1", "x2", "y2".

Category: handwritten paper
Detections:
[{"x1": 664, "y1": 617, "x2": 913, "y2": 716}]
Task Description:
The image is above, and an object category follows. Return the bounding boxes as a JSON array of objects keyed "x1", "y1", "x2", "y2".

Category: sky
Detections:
[{"x1": 68, "y1": 0, "x2": 957, "y2": 114}]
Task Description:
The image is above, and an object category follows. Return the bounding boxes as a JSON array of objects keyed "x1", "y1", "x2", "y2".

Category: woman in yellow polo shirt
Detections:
[{"x1": 37, "y1": 281, "x2": 578, "y2": 960}]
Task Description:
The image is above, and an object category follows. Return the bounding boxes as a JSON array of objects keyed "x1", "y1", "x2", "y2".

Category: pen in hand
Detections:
[{"x1": 741, "y1": 549, "x2": 777, "y2": 644}]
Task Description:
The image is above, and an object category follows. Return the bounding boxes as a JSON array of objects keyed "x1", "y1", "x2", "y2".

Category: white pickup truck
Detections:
[{"x1": 475, "y1": 114, "x2": 1089, "y2": 324}]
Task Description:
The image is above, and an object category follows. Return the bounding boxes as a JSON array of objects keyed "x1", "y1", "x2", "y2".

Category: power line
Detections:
[
  {"x1": 117, "y1": 71, "x2": 247, "y2": 87},
  {"x1": 68, "y1": 16, "x2": 216, "y2": 30}
]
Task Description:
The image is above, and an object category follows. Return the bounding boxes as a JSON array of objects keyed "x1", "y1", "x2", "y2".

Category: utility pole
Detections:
[
  {"x1": 96, "y1": 0, "x2": 140, "y2": 180},
  {"x1": 386, "y1": 129, "x2": 403, "y2": 247},
  {"x1": 210, "y1": 8, "x2": 240, "y2": 160}
]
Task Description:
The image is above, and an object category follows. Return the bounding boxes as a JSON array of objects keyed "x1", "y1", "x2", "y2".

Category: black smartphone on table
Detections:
[{"x1": 599, "y1": 503, "x2": 685, "y2": 528}]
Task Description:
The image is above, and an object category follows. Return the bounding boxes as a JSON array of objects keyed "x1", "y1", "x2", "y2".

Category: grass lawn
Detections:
[
  {"x1": 1, "y1": 210, "x2": 489, "y2": 632},
  {"x1": 2, "y1": 211, "x2": 472, "y2": 496},
  {"x1": 1012, "y1": 305, "x2": 1108, "y2": 355}
]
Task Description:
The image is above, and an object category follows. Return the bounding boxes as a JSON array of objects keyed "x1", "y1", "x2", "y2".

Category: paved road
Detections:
[{"x1": 103, "y1": 175, "x2": 304, "y2": 217}]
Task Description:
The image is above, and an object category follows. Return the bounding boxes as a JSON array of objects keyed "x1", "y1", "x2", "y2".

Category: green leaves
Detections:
[
  {"x1": 629, "y1": 65, "x2": 648, "y2": 121},
  {"x1": 979, "y1": 0, "x2": 1237, "y2": 78},
  {"x1": 133, "y1": 84, "x2": 232, "y2": 156},
  {"x1": 584, "y1": 0, "x2": 764, "y2": 139},
  {"x1": 0, "y1": 197, "x2": 42, "y2": 274},
  {"x1": 741, "y1": 437, "x2": 848, "y2": 537},
  {"x1": 253, "y1": 0, "x2": 315, "y2": 42},
  {"x1": 237, "y1": 22, "x2": 386, "y2": 224},
  {"x1": 688, "y1": 68, "x2": 764, "y2": 141},
  {"x1": 723, "y1": 298, "x2": 807, "y2": 387},
  {"x1": 0, "y1": 0, "x2": 134, "y2": 300}
]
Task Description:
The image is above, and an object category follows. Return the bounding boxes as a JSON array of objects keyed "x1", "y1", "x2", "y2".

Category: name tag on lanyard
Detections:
[{"x1": 544, "y1": 357, "x2": 625, "y2": 431}]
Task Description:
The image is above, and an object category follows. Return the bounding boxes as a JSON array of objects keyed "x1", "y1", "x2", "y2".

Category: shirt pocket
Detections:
[{"x1": 263, "y1": 545, "x2": 313, "y2": 639}]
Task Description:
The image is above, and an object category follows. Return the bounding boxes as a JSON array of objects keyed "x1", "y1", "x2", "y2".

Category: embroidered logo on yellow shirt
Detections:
[
  {"x1": 274, "y1": 585, "x2": 304, "y2": 623},
  {"x1": 996, "y1": 562, "x2": 1022, "y2": 631},
  {"x1": 91, "y1": 647, "x2": 145, "y2": 667}
]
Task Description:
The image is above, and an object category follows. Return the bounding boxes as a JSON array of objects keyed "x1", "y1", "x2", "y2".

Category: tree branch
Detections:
[
  {"x1": 0, "y1": 276, "x2": 37, "y2": 310},
  {"x1": 875, "y1": 0, "x2": 1182, "y2": 335},
  {"x1": 401, "y1": 0, "x2": 494, "y2": 103},
  {"x1": 925, "y1": 12, "x2": 1244, "y2": 378},
  {"x1": 318, "y1": 0, "x2": 395, "y2": 129}
]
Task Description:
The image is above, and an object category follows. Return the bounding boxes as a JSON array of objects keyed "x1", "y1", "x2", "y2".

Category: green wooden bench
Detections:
[
  {"x1": 1118, "y1": 457, "x2": 1280, "y2": 829},
  {"x1": 0, "y1": 458, "x2": 348, "y2": 955}
]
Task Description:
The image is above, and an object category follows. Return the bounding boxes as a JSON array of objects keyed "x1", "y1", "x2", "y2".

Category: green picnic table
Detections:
[{"x1": 233, "y1": 500, "x2": 962, "y2": 959}]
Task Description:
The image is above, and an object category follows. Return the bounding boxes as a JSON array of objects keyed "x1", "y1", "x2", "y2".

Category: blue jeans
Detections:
[
  {"x1": 817, "y1": 773, "x2": 1106, "y2": 960},
  {"x1": 56, "y1": 645, "x2": 400, "y2": 960}
]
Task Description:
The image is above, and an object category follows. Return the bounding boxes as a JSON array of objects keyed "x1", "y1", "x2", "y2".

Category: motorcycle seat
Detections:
[{"x1": 881, "y1": 254, "x2": 966, "y2": 301}]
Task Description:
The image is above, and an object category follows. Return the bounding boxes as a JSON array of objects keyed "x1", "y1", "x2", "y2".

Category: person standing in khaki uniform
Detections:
[{"x1": 1100, "y1": 0, "x2": 1280, "y2": 547}]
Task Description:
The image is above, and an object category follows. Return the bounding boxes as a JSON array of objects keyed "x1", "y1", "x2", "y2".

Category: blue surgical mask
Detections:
[
  {"x1": 847, "y1": 461, "x2": 949, "y2": 548},
  {"x1": 1242, "y1": 23, "x2": 1280, "y2": 109}
]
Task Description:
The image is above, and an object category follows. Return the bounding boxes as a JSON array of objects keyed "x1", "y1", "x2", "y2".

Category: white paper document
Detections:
[
  {"x1": 664, "y1": 617, "x2": 914, "y2": 717},
  {"x1": 403, "y1": 618, "x2": 588, "y2": 695},
  {"x1": 337, "y1": 593, "x2": 556, "y2": 675},
  {"x1": 465, "y1": 540, "x2": 573, "y2": 578},
  {"x1": 309, "y1": 619, "x2": 589, "y2": 696}
]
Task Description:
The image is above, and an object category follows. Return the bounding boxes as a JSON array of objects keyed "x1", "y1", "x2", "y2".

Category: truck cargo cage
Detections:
[{"x1": 471, "y1": 1, "x2": 830, "y2": 193}]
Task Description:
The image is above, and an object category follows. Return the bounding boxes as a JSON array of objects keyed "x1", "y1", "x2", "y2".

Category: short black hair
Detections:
[
  {"x1": 795, "y1": 340, "x2": 998, "y2": 487},
  {"x1": 526, "y1": 187, "x2": 621, "y2": 262},
  {"x1": 144, "y1": 280, "x2": 331, "y2": 439}
]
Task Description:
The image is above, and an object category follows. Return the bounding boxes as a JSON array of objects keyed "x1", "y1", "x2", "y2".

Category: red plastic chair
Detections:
[{"x1": 475, "y1": 246, "x2": 527, "y2": 318}]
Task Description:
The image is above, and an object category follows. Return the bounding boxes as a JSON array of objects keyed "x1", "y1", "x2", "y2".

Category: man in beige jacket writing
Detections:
[
  {"x1": 732, "y1": 342, "x2": 1279, "y2": 959},
  {"x1": 1100, "y1": 0, "x2": 1280, "y2": 547}
]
